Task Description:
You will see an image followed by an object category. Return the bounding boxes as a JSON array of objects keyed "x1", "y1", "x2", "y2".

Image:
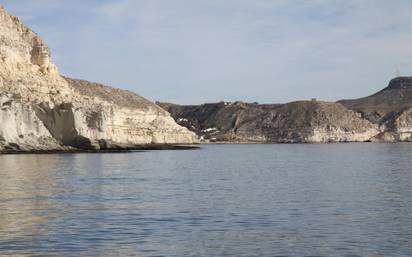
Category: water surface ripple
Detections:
[{"x1": 0, "y1": 144, "x2": 411, "y2": 256}]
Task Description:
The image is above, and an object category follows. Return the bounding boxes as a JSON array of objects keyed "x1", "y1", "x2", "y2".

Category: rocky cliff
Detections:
[
  {"x1": 159, "y1": 78, "x2": 412, "y2": 143},
  {"x1": 0, "y1": 6, "x2": 197, "y2": 153}
]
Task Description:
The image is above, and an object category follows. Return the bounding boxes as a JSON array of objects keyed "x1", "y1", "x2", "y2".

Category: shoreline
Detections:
[
  {"x1": 0, "y1": 144, "x2": 200, "y2": 155},
  {"x1": 199, "y1": 140, "x2": 407, "y2": 144},
  {"x1": 2, "y1": 141, "x2": 410, "y2": 155}
]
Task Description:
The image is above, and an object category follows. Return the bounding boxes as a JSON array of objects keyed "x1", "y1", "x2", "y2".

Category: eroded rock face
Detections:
[
  {"x1": 0, "y1": 93, "x2": 66, "y2": 151},
  {"x1": 368, "y1": 107, "x2": 412, "y2": 142},
  {"x1": 252, "y1": 101, "x2": 379, "y2": 143},
  {"x1": 0, "y1": 6, "x2": 197, "y2": 152}
]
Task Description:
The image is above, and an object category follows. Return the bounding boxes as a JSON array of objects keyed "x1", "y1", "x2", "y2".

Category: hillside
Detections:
[
  {"x1": 339, "y1": 77, "x2": 412, "y2": 141},
  {"x1": 159, "y1": 100, "x2": 379, "y2": 143},
  {"x1": 339, "y1": 77, "x2": 412, "y2": 123}
]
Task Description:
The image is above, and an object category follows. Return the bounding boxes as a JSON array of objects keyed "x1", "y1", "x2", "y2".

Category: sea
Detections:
[{"x1": 0, "y1": 144, "x2": 411, "y2": 256}]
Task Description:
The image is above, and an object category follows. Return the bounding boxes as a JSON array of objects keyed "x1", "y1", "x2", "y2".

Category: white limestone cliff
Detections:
[{"x1": 0, "y1": 6, "x2": 197, "y2": 152}]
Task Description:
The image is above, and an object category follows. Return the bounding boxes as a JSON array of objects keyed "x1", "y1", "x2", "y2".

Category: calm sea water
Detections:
[{"x1": 0, "y1": 144, "x2": 411, "y2": 257}]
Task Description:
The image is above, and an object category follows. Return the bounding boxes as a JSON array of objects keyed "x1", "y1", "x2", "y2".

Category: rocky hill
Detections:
[
  {"x1": 0, "y1": 6, "x2": 197, "y2": 153},
  {"x1": 158, "y1": 101, "x2": 379, "y2": 143},
  {"x1": 339, "y1": 77, "x2": 412, "y2": 141},
  {"x1": 159, "y1": 77, "x2": 412, "y2": 143},
  {"x1": 339, "y1": 77, "x2": 412, "y2": 121}
]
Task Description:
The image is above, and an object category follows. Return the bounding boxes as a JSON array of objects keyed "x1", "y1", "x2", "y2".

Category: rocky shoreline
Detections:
[{"x1": 0, "y1": 144, "x2": 199, "y2": 155}]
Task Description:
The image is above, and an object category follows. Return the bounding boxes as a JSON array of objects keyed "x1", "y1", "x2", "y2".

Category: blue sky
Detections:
[{"x1": 1, "y1": 0, "x2": 412, "y2": 104}]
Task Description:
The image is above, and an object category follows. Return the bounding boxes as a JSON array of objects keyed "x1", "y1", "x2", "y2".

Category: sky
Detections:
[{"x1": 1, "y1": 0, "x2": 412, "y2": 104}]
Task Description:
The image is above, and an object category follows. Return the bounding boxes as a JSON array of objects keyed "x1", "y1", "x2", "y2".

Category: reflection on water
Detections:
[
  {"x1": 0, "y1": 144, "x2": 411, "y2": 256},
  {"x1": 0, "y1": 156, "x2": 58, "y2": 233}
]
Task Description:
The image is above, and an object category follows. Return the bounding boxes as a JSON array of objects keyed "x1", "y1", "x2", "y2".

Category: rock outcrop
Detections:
[{"x1": 0, "y1": 6, "x2": 197, "y2": 153}]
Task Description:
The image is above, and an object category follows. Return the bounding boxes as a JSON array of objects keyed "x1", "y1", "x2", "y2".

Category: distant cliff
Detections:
[
  {"x1": 159, "y1": 77, "x2": 412, "y2": 143},
  {"x1": 0, "y1": 6, "x2": 197, "y2": 153}
]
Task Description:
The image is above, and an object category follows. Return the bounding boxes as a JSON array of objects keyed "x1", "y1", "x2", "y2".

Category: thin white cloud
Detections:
[{"x1": 1, "y1": 0, "x2": 411, "y2": 104}]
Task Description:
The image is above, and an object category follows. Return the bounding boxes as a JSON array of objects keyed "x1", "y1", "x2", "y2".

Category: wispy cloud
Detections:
[{"x1": 1, "y1": 0, "x2": 411, "y2": 104}]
